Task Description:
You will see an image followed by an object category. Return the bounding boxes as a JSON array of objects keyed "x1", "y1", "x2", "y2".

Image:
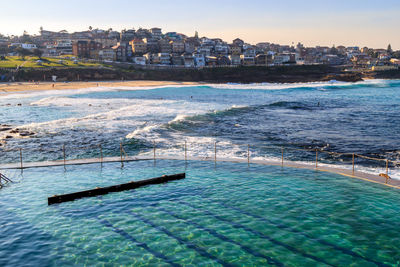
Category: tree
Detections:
[
  {"x1": 16, "y1": 47, "x2": 32, "y2": 60},
  {"x1": 387, "y1": 44, "x2": 392, "y2": 54},
  {"x1": 33, "y1": 48, "x2": 43, "y2": 59},
  {"x1": 330, "y1": 46, "x2": 338, "y2": 55}
]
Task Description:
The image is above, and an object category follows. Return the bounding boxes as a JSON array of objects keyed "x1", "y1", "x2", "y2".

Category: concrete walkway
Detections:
[{"x1": 1, "y1": 155, "x2": 399, "y2": 189}]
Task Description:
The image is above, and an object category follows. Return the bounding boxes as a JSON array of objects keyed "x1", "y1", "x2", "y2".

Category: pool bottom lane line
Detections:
[
  {"x1": 156, "y1": 206, "x2": 284, "y2": 267},
  {"x1": 178, "y1": 201, "x2": 336, "y2": 267},
  {"x1": 126, "y1": 210, "x2": 234, "y2": 267},
  {"x1": 98, "y1": 218, "x2": 181, "y2": 267},
  {"x1": 218, "y1": 201, "x2": 389, "y2": 267}
]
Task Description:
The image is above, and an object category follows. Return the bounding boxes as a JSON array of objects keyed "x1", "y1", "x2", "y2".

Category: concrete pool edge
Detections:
[{"x1": 1, "y1": 155, "x2": 399, "y2": 189}]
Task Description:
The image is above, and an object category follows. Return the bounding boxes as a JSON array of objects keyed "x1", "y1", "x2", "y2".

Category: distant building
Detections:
[
  {"x1": 194, "y1": 54, "x2": 206, "y2": 67},
  {"x1": 232, "y1": 38, "x2": 244, "y2": 47},
  {"x1": 112, "y1": 44, "x2": 127, "y2": 61},
  {"x1": 133, "y1": 56, "x2": 146, "y2": 65},
  {"x1": 158, "y1": 53, "x2": 171, "y2": 65},
  {"x1": 120, "y1": 29, "x2": 136, "y2": 42},
  {"x1": 171, "y1": 54, "x2": 184, "y2": 65},
  {"x1": 241, "y1": 54, "x2": 255, "y2": 65},
  {"x1": 98, "y1": 48, "x2": 116, "y2": 61},
  {"x1": 206, "y1": 56, "x2": 218, "y2": 67},
  {"x1": 144, "y1": 38, "x2": 159, "y2": 53},
  {"x1": 217, "y1": 56, "x2": 230, "y2": 66},
  {"x1": 255, "y1": 54, "x2": 269, "y2": 65},
  {"x1": 229, "y1": 54, "x2": 241, "y2": 65},
  {"x1": 72, "y1": 41, "x2": 101, "y2": 58},
  {"x1": 159, "y1": 39, "x2": 172, "y2": 53},
  {"x1": 130, "y1": 38, "x2": 147, "y2": 55},
  {"x1": 171, "y1": 40, "x2": 185, "y2": 54},
  {"x1": 10, "y1": 43, "x2": 37, "y2": 50},
  {"x1": 229, "y1": 45, "x2": 242, "y2": 55},
  {"x1": 183, "y1": 53, "x2": 195, "y2": 67},
  {"x1": 323, "y1": 54, "x2": 342, "y2": 65},
  {"x1": 150, "y1": 28, "x2": 162, "y2": 39}
]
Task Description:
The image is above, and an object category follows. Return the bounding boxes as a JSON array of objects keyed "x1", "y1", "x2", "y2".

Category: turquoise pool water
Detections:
[{"x1": 1, "y1": 160, "x2": 399, "y2": 266}]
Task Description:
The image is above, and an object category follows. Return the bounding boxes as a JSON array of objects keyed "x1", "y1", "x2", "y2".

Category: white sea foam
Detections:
[
  {"x1": 1, "y1": 79, "x2": 397, "y2": 102},
  {"x1": 209, "y1": 79, "x2": 397, "y2": 91}
]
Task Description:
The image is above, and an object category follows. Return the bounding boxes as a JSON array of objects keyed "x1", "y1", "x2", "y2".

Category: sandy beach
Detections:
[{"x1": 0, "y1": 80, "x2": 202, "y2": 93}]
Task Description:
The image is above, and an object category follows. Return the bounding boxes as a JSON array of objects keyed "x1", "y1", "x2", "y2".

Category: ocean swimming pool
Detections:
[{"x1": 1, "y1": 160, "x2": 399, "y2": 266}]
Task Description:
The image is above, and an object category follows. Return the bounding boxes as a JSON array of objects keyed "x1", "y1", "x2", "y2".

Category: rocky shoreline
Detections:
[{"x1": 0, "y1": 124, "x2": 35, "y2": 147}]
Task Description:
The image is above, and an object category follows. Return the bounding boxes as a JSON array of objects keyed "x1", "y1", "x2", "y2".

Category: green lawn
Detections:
[{"x1": 0, "y1": 56, "x2": 102, "y2": 68}]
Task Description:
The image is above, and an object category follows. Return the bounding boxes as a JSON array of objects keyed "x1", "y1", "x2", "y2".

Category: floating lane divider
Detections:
[{"x1": 48, "y1": 173, "x2": 186, "y2": 205}]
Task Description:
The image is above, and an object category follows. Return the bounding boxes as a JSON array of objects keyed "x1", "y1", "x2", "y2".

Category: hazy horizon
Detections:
[{"x1": 0, "y1": 0, "x2": 399, "y2": 50}]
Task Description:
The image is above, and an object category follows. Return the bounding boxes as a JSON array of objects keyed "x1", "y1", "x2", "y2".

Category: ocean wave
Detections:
[{"x1": 210, "y1": 79, "x2": 400, "y2": 91}]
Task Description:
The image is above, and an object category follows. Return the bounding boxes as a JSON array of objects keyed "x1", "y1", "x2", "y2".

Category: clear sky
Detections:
[{"x1": 0, "y1": 0, "x2": 399, "y2": 49}]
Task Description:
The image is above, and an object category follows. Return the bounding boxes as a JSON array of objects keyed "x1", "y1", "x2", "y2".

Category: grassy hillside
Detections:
[{"x1": 0, "y1": 56, "x2": 102, "y2": 68}]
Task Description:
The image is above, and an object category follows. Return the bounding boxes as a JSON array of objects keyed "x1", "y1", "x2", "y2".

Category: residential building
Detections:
[
  {"x1": 130, "y1": 38, "x2": 147, "y2": 55},
  {"x1": 171, "y1": 54, "x2": 184, "y2": 65},
  {"x1": 120, "y1": 29, "x2": 136, "y2": 42},
  {"x1": 159, "y1": 39, "x2": 172, "y2": 53},
  {"x1": 255, "y1": 54, "x2": 269, "y2": 65},
  {"x1": 112, "y1": 44, "x2": 127, "y2": 61},
  {"x1": 194, "y1": 53, "x2": 206, "y2": 67},
  {"x1": 158, "y1": 53, "x2": 171, "y2": 65},
  {"x1": 98, "y1": 48, "x2": 116, "y2": 61},
  {"x1": 144, "y1": 38, "x2": 159, "y2": 53},
  {"x1": 150, "y1": 28, "x2": 162, "y2": 39},
  {"x1": 72, "y1": 41, "x2": 101, "y2": 58},
  {"x1": 206, "y1": 56, "x2": 218, "y2": 67},
  {"x1": 229, "y1": 54, "x2": 241, "y2": 65},
  {"x1": 241, "y1": 54, "x2": 255, "y2": 65},
  {"x1": 232, "y1": 38, "x2": 244, "y2": 47},
  {"x1": 133, "y1": 56, "x2": 146, "y2": 65},
  {"x1": 171, "y1": 40, "x2": 185, "y2": 54},
  {"x1": 229, "y1": 45, "x2": 242, "y2": 55},
  {"x1": 183, "y1": 53, "x2": 195, "y2": 67},
  {"x1": 217, "y1": 56, "x2": 230, "y2": 66}
]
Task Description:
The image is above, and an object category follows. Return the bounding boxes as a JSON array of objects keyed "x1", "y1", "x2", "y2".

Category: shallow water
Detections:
[{"x1": 1, "y1": 160, "x2": 400, "y2": 266}]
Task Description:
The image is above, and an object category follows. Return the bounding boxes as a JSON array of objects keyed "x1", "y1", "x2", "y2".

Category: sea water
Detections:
[
  {"x1": 0, "y1": 80, "x2": 399, "y2": 178},
  {"x1": 1, "y1": 160, "x2": 400, "y2": 266},
  {"x1": 1, "y1": 80, "x2": 400, "y2": 266}
]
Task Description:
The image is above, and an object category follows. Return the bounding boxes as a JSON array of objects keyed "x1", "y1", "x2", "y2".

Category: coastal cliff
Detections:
[{"x1": 3, "y1": 65, "x2": 365, "y2": 83}]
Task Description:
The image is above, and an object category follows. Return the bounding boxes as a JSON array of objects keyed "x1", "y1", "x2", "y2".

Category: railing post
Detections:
[
  {"x1": 281, "y1": 147, "x2": 284, "y2": 166},
  {"x1": 184, "y1": 141, "x2": 187, "y2": 161},
  {"x1": 120, "y1": 142, "x2": 124, "y2": 167},
  {"x1": 99, "y1": 144, "x2": 103, "y2": 164},
  {"x1": 247, "y1": 144, "x2": 250, "y2": 166},
  {"x1": 62, "y1": 144, "x2": 66, "y2": 167},
  {"x1": 153, "y1": 141, "x2": 156, "y2": 161},
  {"x1": 352, "y1": 153, "x2": 355, "y2": 175},
  {"x1": 315, "y1": 149, "x2": 318, "y2": 168},
  {"x1": 386, "y1": 159, "x2": 389, "y2": 176},
  {"x1": 19, "y1": 148, "x2": 23, "y2": 169},
  {"x1": 214, "y1": 142, "x2": 217, "y2": 163}
]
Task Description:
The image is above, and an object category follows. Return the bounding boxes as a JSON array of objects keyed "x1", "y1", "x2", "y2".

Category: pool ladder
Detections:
[{"x1": 0, "y1": 173, "x2": 12, "y2": 189}]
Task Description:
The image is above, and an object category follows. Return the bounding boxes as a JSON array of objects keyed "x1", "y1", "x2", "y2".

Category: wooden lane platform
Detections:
[{"x1": 48, "y1": 173, "x2": 186, "y2": 205}]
